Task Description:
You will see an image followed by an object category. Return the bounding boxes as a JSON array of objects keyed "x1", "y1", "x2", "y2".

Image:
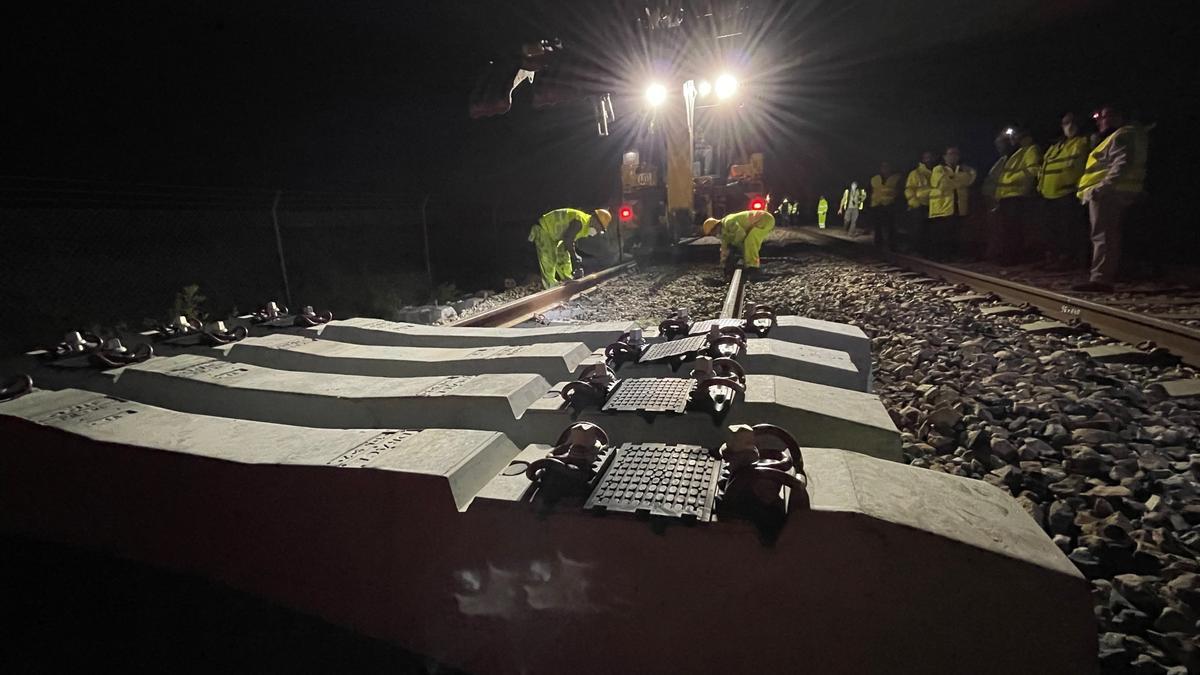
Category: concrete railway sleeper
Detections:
[{"x1": 4, "y1": 252, "x2": 1170, "y2": 671}]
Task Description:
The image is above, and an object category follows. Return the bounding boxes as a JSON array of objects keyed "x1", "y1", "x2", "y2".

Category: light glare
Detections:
[
  {"x1": 697, "y1": 80, "x2": 712, "y2": 97},
  {"x1": 645, "y1": 83, "x2": 667, "y2": 107},
  {"x1": 715, "y1": 74, "x2": 738, "y2": 100}
]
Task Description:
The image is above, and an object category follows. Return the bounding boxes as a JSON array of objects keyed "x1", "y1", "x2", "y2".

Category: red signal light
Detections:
[
  {"x1": 619, "y1": 205, "x2": 633, "y2": 221},
  {"x1": 749, "y1": 196, "x2": 765, "y2": 211}
]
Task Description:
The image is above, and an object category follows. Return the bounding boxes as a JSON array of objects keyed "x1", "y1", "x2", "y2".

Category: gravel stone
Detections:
[{"x1": 744, "y1": 253, "x2": 1200, "y2": 671}]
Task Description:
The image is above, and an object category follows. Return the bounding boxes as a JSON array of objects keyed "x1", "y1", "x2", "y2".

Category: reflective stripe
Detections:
[
  {"x1": 996, "y1": 145, "x2": 1042, "y2": 199},
  {"x1": 1039, "y1": 136, "x2": 1090, "y2": 199},
  {"x1": 1076, "y1": 126, "x2": 1147, "y2": 198}
]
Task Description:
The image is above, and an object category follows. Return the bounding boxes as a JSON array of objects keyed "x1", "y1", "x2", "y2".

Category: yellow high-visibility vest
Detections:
[
  {"x1": 870, "y1": 174, "x2": 901, "y2": 207},
  {"x1": 1077, "y1": 125, "x2": 1148, "y2": 199},
  {"x1": 532, "y1": 208, "x2": 594, "y2": 242},
  {"x1": 928, "y1": 164, "x2": 977, "y2": 218},
  {"x1": 1038, "y1": 136, "x2": 1091, "y2": 200},
  {"x1": 995, "y1": 144, "x2": 1043, "y2": 200},
  {"x1": 904, "y1": 165, "x2": 932, "y2": 208}
]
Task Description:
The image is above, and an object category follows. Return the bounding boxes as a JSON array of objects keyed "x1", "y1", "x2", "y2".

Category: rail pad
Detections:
[
  {"x1": 601, "y1": 378, "x2": 696, "y2": 414},
  {"x1": 584, "y1": 442, "x2": 722, "y2": 521}
]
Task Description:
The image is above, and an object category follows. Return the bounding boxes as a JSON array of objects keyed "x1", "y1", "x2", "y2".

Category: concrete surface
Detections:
[
  {"x1": 214, "y1": 333, "x2": 591, "y2": 380},
  {"x1": 313, "y1": 317, "x2": 637, "y2": 350},
  {"x1": 0, "y1": 388, "x2": 519, "y2": 511},
  {"x1": 579, "y1": 338, "x2": 867, "y2": 391},
  {"x1": 0, "y1": 401, "x2": 1095, "y2": 674},
  {"x1": 979, "y1": 304, "x2": 1030, "y2": 317},
  {"x1": 763, "y1": 315, "x2": 873, "y2": 391},
  {"x1": 1154, "y1": 378, "x2": 1200, "y2": 398},
  {"x1": 1021, "y1": 320, "x2": 1075, "y2": 334},
  {"x1": 522, "y1": 374, "x2": 901, "y2": 460},
  {"x1": 100, "y1": 354, "x2": 548, "y2": 439},
  {"x1": 1077, "y1": 344, "x2": 1153, "y2": 364}
]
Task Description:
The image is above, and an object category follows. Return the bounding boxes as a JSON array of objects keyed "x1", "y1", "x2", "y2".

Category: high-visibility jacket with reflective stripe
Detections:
[
  {"x1": 720, "y1": 210, "x2": 775, "y2": 267},
  {"x1": 870, "y1": 173, "x2": 901, "y2": 207},
  {"x1": 995, "y1": 144, "x2": 1043, "y2": 199},
  {"x1": 817, "y1": 198, "x2": 828, "y2": 215},
  {"x1": 929, "y1": 164, "x2": 977, "y2": 218},
  {"x1": 1077, "y1": 125, "x2": 1148, "y2": 199},
  {"x1": 840, "y1": 188, "x2": 865, "y2": 211},
  {"x1": 904, "y1": 165, "x2": 932, "y2": 208},
  {"x1": 721, "y1": 210, "x2": 773, "y2": 240},
  {"x1": 1038, "y1": 136, "x2": 1091, "y2": 200},
  {"x1": 531, "y1": 208, "x2": 594, "y2": 243}
]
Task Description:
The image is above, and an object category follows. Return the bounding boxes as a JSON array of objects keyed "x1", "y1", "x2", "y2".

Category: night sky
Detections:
[{"x1": 3, "y1": 0, "x2": 1192, "y2": 221}]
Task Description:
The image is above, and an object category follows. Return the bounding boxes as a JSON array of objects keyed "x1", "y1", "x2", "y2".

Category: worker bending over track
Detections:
[
  {"x1": 703, "y1": 209, "x2": 776, "y2": 277},
  {"x1": 529, "y1": 208, "x2": 612, "y2": 288}
]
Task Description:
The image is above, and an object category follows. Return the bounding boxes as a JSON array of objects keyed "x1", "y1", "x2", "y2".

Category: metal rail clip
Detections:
[
  {"x1": 718, "y1": 423, "x2": 808, "y2": 521},
  {"x1": 658, "y1": 308, "x2": 691, "y2": 340},
  {"x1": 250, "y1": 301, "x2": 289, "y2": 324},
  {"x1": 293, "y1": 305, "x2": 334, "y2": 327},
  {"x1": 561, "y1": 364, "x2": 619, "y2": 408},
  {"x1": 0, "y1": 374, "x2": 34, "y2": 402},
  {"x1": 89, "y1": 338, "x2": 154, "y2": 368},
  {"x1": 688, "y1": 356, "x2": 745, "y2": 418},
  {"x1": 201, "y1": 321, "x2": 248, "y2": 345},
  {"x1": 604, "y1": 328, "x2": 648, "y2": 368},
  {"x1": 525, "y1": 422, "x2": 613, "y2": 502},
  {"x1": 704, "y1": 324, "x2": 746, "y2": 359},
  {"x1": 43, "y1": 331, "x2": 104, "y2": 361},
  {"x1": 743, "y1": 303, "x2": 777, "y2": 337}
]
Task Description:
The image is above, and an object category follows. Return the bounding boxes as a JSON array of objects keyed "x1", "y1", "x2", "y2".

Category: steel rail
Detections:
[
  {"x1": 451, "y1": 262, "x2": 637, "y2": 328},
  {"x1": 719, "y1": 267, "x2": 746, "y2": 319},
  {"x1": 888, "y1": 253, "x2": 1200, "y2": 366},
  {"x1": 799, "y1": 228, "x2": 1200, "y2": 366}
]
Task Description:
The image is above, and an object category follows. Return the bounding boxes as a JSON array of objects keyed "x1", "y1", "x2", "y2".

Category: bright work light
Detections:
[
  {"x1": 714, "y1": 74, "x2": 738, "y2": 100},
  {"x1": 645, "y1": 83, "x2": 667, "y2": 107}
]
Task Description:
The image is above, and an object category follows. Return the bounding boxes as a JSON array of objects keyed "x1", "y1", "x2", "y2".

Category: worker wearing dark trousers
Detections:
[
  {"x1": 874, "y1": 202, "x2": 901, "y2": 250},
  {"x1": 870, "y1": 162, "x2": 901, "y2": 249},
  {"x1": 1073, "y1": 105, "x2": 1148, "y2": 292},
  {"x1": 993, "y1": 129, "x2": 1042, "y2": 265},
  {"x1": 927, "y1": 147, "x2": 976, "y2": 261},
  {"x1": 904, "y1": 152, "x2": 934, "y2": 253},
  {"x1": 983, "y1": 134, "x2": 1011, "y2": 262},
  {"x1": 1038, "y1": 113, "x2": 1092, "y2": 269}
]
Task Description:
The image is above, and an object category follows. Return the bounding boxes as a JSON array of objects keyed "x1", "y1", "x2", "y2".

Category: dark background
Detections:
[{"x1": 1, "y1": 0, "x2": 1194, "y2": 350}]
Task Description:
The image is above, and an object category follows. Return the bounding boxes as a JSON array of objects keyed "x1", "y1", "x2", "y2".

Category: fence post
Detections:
[
  {"x1": 421, "y1": 194, "x2": 433, "y2": 292},
  {"x1": 271, "y1": 190, "x2": 293, "y2": 308}
]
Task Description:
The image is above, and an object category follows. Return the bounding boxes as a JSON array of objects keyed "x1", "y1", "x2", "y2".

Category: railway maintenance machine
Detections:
[{"x1": 470, "y1": 0, "x2": 771, "y2": 256}]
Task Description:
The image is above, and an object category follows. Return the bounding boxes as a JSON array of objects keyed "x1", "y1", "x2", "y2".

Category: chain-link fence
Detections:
[{"x1": 0, "y1": 178, "x2": 543, "y2": 354}]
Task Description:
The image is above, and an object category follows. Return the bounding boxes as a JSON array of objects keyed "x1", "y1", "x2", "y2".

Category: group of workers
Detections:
[
  {"x1": 836, "y1": 103, "x2": 1148, "y2": 292},
  {"x1": 528, "y1": 205, "x2": 775, "y2": 287},
  {"x1": 531, "y1": 107, "x2": 1146, "y2": 291}
]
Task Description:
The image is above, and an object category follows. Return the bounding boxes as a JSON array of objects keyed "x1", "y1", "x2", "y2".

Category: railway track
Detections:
[
  {"x1": 800, "y1": 228, "x2": 1200, "y2": 367},
  {"x1": 451, "y1": 261, "x2": 637, "y2": 327},
  {"x1": 452, "y1": 259, "x2": 740, "y2": 328},
  {"x1": 4, "y1": 240, "x2": 1198, "y2": 672}
]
